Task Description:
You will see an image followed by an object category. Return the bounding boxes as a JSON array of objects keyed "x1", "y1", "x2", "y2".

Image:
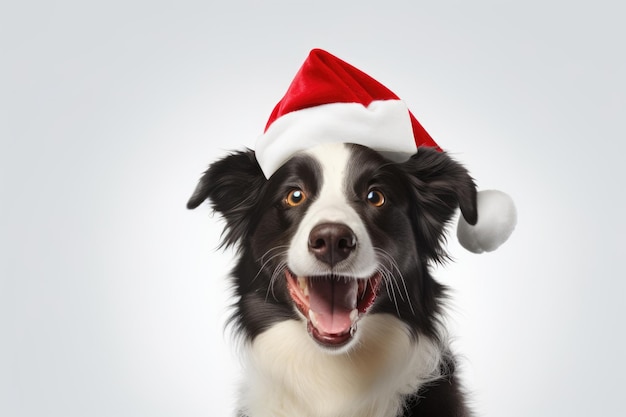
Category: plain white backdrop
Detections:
[{"x1": 2, "y1": 1, "x2": 624, "y2": 416}]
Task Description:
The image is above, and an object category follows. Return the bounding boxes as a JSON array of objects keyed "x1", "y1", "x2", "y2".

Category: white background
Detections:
[{"x1": 2, "y1": 1, "x2": 624, "y2": 416}]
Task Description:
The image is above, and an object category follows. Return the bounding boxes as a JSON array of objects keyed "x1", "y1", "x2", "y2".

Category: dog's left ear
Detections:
[
  {"x1": 401, "y1": 147, "x2": 477, "y2": 224},
  {"x1": 187, "y1": 149, "x2": 266, "y2": 247},
  {"x1": 399, "y1": 147, "x2": 477, "y2": 259}
]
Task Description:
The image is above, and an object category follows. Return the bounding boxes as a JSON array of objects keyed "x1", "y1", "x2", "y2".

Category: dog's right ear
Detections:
[{"x1": 187, "y1": 149, "x2": 266, "y2": 246}]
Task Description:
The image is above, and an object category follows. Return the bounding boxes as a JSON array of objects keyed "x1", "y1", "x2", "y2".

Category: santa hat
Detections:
[{"x1": 255, "y1": 48, "x2": 516, "y2": 253}]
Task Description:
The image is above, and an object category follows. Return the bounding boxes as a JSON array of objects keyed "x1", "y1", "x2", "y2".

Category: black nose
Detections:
[{"x1": 308, "y1": 223, "x2": 357, "y2": 266}]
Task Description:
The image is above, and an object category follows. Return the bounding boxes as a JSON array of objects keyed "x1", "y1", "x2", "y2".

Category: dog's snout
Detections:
[{"x1": 308, "y1": 223, "x2": 357, "y2": 266}]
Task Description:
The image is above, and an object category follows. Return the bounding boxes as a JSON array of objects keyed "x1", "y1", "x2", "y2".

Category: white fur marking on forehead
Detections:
[{"x1": 305, "y1": 142, "x2": 351, "y2": 186}]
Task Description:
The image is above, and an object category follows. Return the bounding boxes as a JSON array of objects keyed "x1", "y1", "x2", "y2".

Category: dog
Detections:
[{"x1": 187, "y1": 141, "x2": 477, "y2": 417}]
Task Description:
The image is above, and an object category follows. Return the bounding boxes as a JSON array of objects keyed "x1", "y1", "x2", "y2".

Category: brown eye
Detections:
[
  {"x1": 366, "y1": 189, "x2": 385, "y2": 207},
  {"x1": 285, "y1": 189, "x2": 307, "y2": 207}
]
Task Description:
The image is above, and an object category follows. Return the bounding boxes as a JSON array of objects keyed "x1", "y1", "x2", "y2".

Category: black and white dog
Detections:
[{"x1": 188, "y1": 141, "x2": 477, "y2": 417}]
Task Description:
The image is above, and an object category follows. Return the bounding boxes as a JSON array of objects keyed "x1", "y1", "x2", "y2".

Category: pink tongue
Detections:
[{"x1": 308, "y1": 278, "x2": 358, "y2": 335}]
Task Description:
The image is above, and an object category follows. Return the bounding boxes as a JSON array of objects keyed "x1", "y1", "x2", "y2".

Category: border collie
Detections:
[{"x1": 187, "y1": 142, "x2": 477, "y2": 417}]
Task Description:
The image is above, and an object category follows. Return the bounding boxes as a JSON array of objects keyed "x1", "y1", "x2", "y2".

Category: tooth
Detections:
[
  {"x1": 350, "y1": 309, "x2": 358, "y2": 323},
  {"x1": 358, "y1": 280, "x2": 367, "y2": 299},
  {"x1": 309, "y1": 310, "x2": 319, "y2": 327},
  {"x1": 298, "y1": 277, "x2": 309, "y2": 296},
  {"x1": 301, "y1": 278, "x2": 310, "y2": 296}
]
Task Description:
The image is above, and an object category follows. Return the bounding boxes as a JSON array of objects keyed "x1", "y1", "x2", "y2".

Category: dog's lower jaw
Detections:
[{"x1": 239, "y1": 314, "x2": 444, "y2": 417}]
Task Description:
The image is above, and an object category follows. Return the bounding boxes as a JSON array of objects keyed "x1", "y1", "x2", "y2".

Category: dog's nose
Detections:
[{"x1": 308, "y1": 223, "x2": 357, "y2": 266}]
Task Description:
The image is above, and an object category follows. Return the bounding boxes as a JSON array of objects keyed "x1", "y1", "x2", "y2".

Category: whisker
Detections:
[
  {"x1": 374, "y1": 247, "x2": 416, "y2": 315},
  {"x1": 383, "y1": 271, "x2": 401, "y2": 316},
  {"x1": 266, "y1": 260, "x2": 288, "y2": 302},
  {"x1": 253, "y1": 247, "x2": 288, "y2": 283},
  {"x1": 256, "y1": 245, "x2": 290, "y2": 264},
  {"x1": 396, "y1": 267, "x2": 415, "y2": 315},
  {"x1": 250, "y1": 245, "x2": 290, "y2": 302}
]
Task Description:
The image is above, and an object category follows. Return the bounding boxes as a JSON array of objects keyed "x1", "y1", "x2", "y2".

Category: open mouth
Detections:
[{"x1": 285, "y1": 269, "x2": 382, "y2": 348}]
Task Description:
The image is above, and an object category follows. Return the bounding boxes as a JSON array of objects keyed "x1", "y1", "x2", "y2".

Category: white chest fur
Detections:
[{"x1": 239, "y1": 314, "x2": 443, "y2": 417}]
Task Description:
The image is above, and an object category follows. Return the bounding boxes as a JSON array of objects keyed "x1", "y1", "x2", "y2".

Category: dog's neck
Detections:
[{"x1": 239, "y1": 314, "x2": 444, "y2": 417}]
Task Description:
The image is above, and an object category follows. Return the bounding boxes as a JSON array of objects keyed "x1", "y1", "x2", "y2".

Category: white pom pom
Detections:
[{"x1": 457, "y1": 190, "x2": 517, "y2": 254}]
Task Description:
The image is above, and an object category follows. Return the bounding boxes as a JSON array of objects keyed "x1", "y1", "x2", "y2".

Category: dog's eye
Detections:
[
  {"x1": 285, "y1": 189, "x2": 307, "y2": 207},
  {"x1": 366, "y1": 189, "x2": 385, "y2": 207}
]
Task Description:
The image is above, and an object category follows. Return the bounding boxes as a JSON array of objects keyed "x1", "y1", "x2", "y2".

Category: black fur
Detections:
[{"x1": 188, "y1": 145, "x2": 477, "y2": 416}]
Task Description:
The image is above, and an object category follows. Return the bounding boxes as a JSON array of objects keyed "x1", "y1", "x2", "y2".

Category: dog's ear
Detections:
[
  {"x1": 187, "y1": 149, "x2": 266, "y2": 247},
  {"x1": 399, "y1": 147, "x2": 477, "y2": 260}
]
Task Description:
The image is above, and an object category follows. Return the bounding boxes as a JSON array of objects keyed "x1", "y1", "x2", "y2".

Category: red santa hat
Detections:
[
  {"x1": 256, "y1": 48, "x2": 437, "y2": 178},
  {"x1": 255, "y1": 49, "x2": 516, "y2": 253}
]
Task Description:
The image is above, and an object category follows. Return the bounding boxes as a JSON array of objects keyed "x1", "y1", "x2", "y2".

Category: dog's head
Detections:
[{"x1": 188, "y1": 143, "x2": 476, "y2": 351}]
